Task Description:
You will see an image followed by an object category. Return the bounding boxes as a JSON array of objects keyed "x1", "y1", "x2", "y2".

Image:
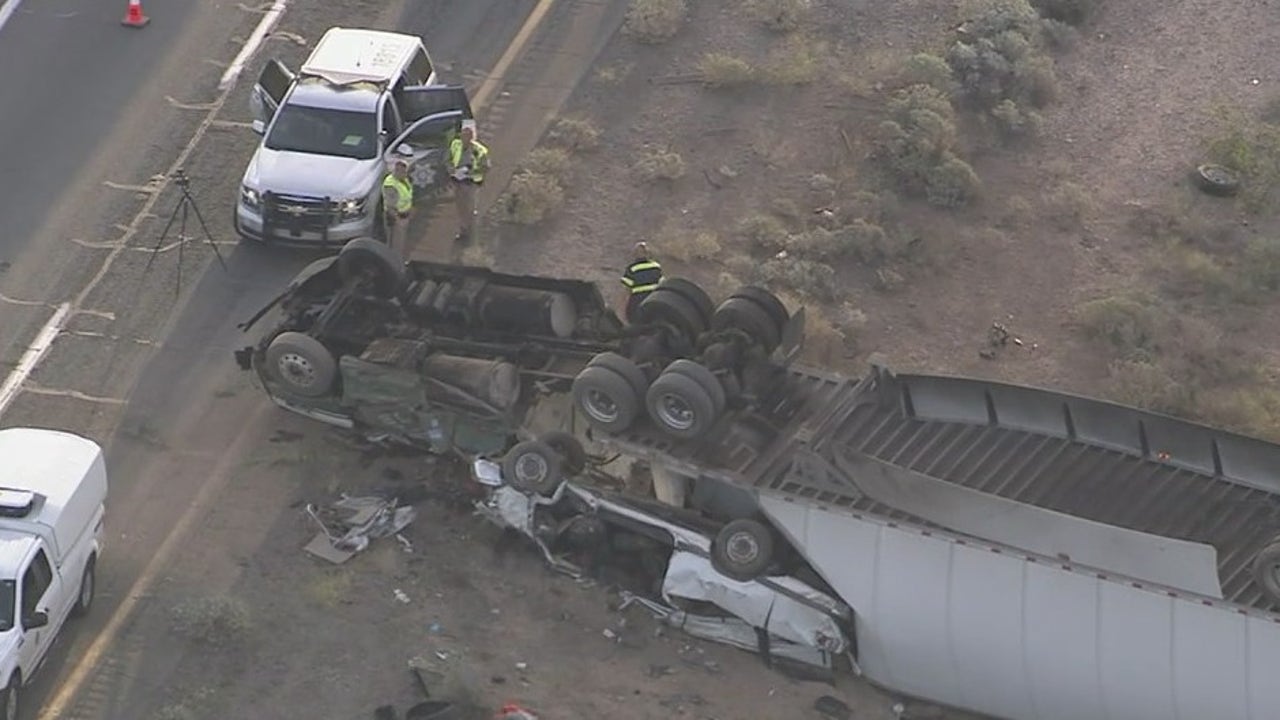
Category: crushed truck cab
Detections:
[{"x1": 0, "y1": 428, "x2": 107, "y2": 720}]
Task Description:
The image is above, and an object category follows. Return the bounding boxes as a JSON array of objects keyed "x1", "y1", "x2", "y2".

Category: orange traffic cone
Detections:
[{"x1": 121, "y1": 0, "x2": 149, "y2": 27}]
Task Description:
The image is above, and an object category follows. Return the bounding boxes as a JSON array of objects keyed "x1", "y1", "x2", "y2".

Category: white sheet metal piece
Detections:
[
  {"x1": 662, "y1": 550, "x2": 848, "y2": 654},
  {"x1": 760, "y1": 493, "x2": 1280, "y2": 720}
]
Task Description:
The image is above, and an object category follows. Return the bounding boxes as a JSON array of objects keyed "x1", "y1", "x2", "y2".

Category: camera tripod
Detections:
[{"x1": 145, "y1": 169, "x2": 228, "y2": 294}]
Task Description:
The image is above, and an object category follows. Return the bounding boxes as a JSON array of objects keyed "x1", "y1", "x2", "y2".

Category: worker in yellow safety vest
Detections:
[
  {"x1": 620, "y1": 242, "x2": 663, "y2": 323},
  {"x1": 447, "y1": 124, "x2": 490, "y2": 242},
  {"x1": 381, "y1": 158, "x2": 414, "y2": 258}
]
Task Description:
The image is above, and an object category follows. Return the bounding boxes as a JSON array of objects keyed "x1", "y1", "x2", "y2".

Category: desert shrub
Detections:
[
  {"x1": 169, "y1": 596, "x2": 250, "y2": 647},
  {"x1": 1206, "y1": 108, "x2": 1280, "y2": 213},
  {"x1": 1162, "y1": 247, "x2": 1236, "y2": 302},
  {"x1": 633, "y1": 148, "x2": 686, "y2": 182},
  {"x1": 947, "y1": 0, "x2": 1057, "y2": 110},
  {"x1": 502, "y1": 171, "x2": 565, "y2": 224},
  {"x1": 1199, "y1": 388, "x2": 1280, "y2": 441},
  {"x1": 546, "y1": 117, "x2": 601, "y2": 151},
  {"x1": 736, "y1": 213, "x2": 789, "y2": 251},
  {"x1": 744, "y1": 0, "x2": 810, "y2": 32},
  {"x1": 841, "y1": 190, "x2": 898, "y2": 225},
  {"x1": 1170, "y1": 315, "x2": 1258, "y2": 387},
  {"x1": 624, "y1": 0, "x2": 688, "y2": 43},
  {"x1": 699, "y1": 53, "x2": 755, "y2": 88},
  {"x1": 1029, "y1": 0, "x2": 1101, "y2": 26},
  {"x1": 764, "y1": 36, "x2": 822, "y2": 85},
  {"x1": 887, "y1": 83, "x2": 956, "y2": 122},
  {"x1": 757, "y1": 256, "x2": 837, "y2": 299},
  {"x1": 1075, "y1": 294, "x2": 1167, "y2": 359},
  {"x1": 658, "y1": 229, "x2": 722, "y2": 262},
  {"x1": 1044, "y1": 181, "x2": 1093, "y2": 230},
  {"x1": 1039, "y1": 18, "x2": 1079, "y2": 50},
  {"x1": 897, "y1": 53, "x2": 955, "y2": 93},
  {"x1": 990, "y1": 98, "x2": 1043, "y2": 139},
  {"x1": 925, "y1": 154, "x2": 982, "y2": 207},
  {"x1": 519, "y1": 147, "x2": 572, "y2": 180},
  {"x1": 1105, "y1": 359, "x2": 1189, "y2": 415}
]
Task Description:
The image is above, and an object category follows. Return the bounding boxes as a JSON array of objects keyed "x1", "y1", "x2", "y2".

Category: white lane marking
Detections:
[
  {"x1": 0, "y1": 0, "x2": 28, "y2": 34},
  {"x1": 23, "y1": 386, "x2": 127, "y2": 405},
  {"x1": 0, "y1": 303, "x2": 70, "y2": 415},
  {"x1": 218, "y1": 0, "x2": 288, "y2": 90}
]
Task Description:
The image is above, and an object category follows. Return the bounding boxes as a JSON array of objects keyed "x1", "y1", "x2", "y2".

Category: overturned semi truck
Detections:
[{"x1": 239, "y1": 239, "x2": 1280, "y2": 720}]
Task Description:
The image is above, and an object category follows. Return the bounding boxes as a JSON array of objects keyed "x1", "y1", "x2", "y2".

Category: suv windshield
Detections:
[
  {"x1": 265, "y1": 105, "x2": 378, "y2": 160},
  {"x1": 0, "y1": 580, "x2": 13, "y2": 631}
]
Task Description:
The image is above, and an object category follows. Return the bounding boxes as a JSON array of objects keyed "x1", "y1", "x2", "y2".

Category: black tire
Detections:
[
  {"x1": 1252, "y1": 538, "x2": 1280, "y2": 607},
  {"x1": 1194, "y1": 163, "x2": 1241, "y2": 197},
  {"x1": 712, "y1": 296, "x2": 782, "y2": 352},
  {"x1": 337, "y1": 237, "x2": 406, "y2": 297},
  {"x1": 661, "y1": 359, "x2": 725, "y2": 415},
  {"x1": 655, "y1": 278, "x2": 715, "y2": 328},
  {"x1": 711, "y1": 518, "x2": 775, "y2": 582},
  {"x1": 573, "y1": 365, "x2": 642, "y2": 434},
  {"x1": 645, "y1": 371, "x2": 720, "y2": 440},
  {"x1": 264, "y1": 332, "x2": 337, "y2": 397},
  {"x1": 635, "y1": 289, "x2": 706, "y2": 344},
  {"x1": 71, "y1": 555, "x2": 95, "y2": 618},
  {"x1": 732, "y1": 286, "x2": 789, "y2": 330},
  {"x1": 587, "y1": 352, "x2": 649, "y2": 397},
  {"x1": 540, "y1": 430, "x2": 587, "y2": 476},
  {"x1": 501, "y1": 440, "x2": 564, "y2": 495},
  {"x1": 1, "y1": 674, "x2": 17, "y2": 720}
]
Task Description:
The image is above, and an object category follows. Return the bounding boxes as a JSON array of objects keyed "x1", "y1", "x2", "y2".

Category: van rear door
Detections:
[{"x1": 249, "y1": 59, "x2": 295, "y2": 134}]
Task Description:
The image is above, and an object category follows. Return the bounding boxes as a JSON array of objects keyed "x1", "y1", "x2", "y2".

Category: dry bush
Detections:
[
  {"x1": 1199, "y1": 388, "x2": 1280, "y2": 441},
  {"x1": 1205, "y1": 107, "x2": 1280, "y2": 213},
  {"x1": 897, "y1": 53, "x2": 955, "y2": 93},
  {"x1": 502, "y1": 171, "x2": 566, "y2": 225},
  {"x1": 1161, "y1": 247, "x2": 1236, "y2": 303},
  {"x1": 736, "y1": 213, "x2": 790, "y2": 251},
  {"x1": 926, "y1": 155, "x2": 982, "y2": 208},
  {"x1": 990, "y1": 98, "x2": 1043, "y2": 139},
  {"x1": 744, "y1": 0, "x2": 810, "y2": 32},
  {"x1": 947, "y1": 0, "x2": 1058, "y2": 110},
  {"x1": 1039, "y1": 18, "x2": 1080, "y2": 50},
  {"x1": 1075, "y1": 294, "x2": 1168, "y2": 360},
  {"x1": 169, "y1": 596, "x2": 250, "y2": 647},
  {"x1": 633, "y1": 148, "x2": 687, "y2": 182},
  {"x1": 656, "y1": 229, "x2": 723, "y2": 262},
  {"x1": 1029, "y1": 0, "x2": 1102, "y2": 26},
  {"x1": 803, "y1": 303, "x2": 866, "y2": 362},
  {"x1": 519, "y1": 147, "x2": 572, "y2": 180},
  {"x1": 1043, "y1": 181, "x2": 1094, "y2": 230},
  {"x1": 874, "y1": 84, "x2": 979, "y2": 207},
  {"x1": 764, "y1": 36, "x2": 823, "y2": 85},
  {"x1": 699, "y1": 53, "x2": 755, "y2": 88},
  {"x1": 757, "y1": 256, "x2": 836, "y2": 299},
  {"x1": 547, "y1": 117, "x2": 601, "y2": 152},
  {"x1": 1105, "y1": 359, "x2": 1189, "y2": 415},
  {"x1": 1169, "y1": 315, "x2": 1258, "y2": 388},
  {"x1": 624, "y1": 0, "x2": 688, "y2": 43}
]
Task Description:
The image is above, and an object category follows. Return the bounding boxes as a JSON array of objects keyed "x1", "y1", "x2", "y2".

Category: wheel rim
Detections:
[
  {"x1": 656, "y1": 393, "x2": 696, "y2": 431},
  {"x1": 81, "y1": 568, "x2": 93, "y2": 607},
  {"x1": 583, "y1": 389, "x2": 620, "y2": 423},
  {"x1": 279, "y1": 352, "x2": 316, "y2": 388},
  {"x1": 514, "y1": 453, "x2": 548, "y2": 486},
  {"x1": 726, "y1": 531, "x2": 759, "y2": 565}
]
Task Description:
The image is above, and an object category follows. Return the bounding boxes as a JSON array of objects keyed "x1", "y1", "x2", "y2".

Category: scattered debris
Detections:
[
  {"x1": 393, "y1": 589, "x2": 411, "y2": 604},
  {"x1": 515, "y1": 661, "x2": 529, "y2": 671},
  {"x1": 979, "y1": 320, "x2": 1035, "y2": 360},
  {"x1": 303, "y1": 494, "x2": 417, "y2": 564},
  {"x1": 495, "y1": 703, "x2": 541, "y2": 720},
  {"x1": 648, "y1": 664, "x2": 675, "y2": 678}
]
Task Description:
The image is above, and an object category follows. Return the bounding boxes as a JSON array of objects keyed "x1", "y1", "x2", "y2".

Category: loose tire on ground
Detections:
[
  {"x1": 1194, "y1": 163, "x2": 1241, "y2": 197},
  {"x1": 635, "y1": 289, "x2": 707, "y2": 345},
  {"x1": 645, "y1": 371, "x2": 720, "y2": 440},
  {"x1": 264, "y1": 332, "x2": 337, "y2": 397},
  {"x1": 72, "y1": 555, "x2": 95, "y2": 617},
  {"x1": 573, "y1": 365, "x2": 643, "y2": 435},
  {"x1": 711, "y1": 518, "x2": 775, "y2": 582},
  {"x1": 732, "y1": 286, "x2": 789, "y2": 330},
  {"x1": 337, "y1": 237, "x2": 407, "y2": 297},
  {"x1": 540, "y1": 430, "x2": 588, "y2": 476},
  {"x1": 1252, "y1": 537, "x2": 1280, "y2": 606},
  {"x1": 661, "y1": 359, "x2": 725, "y2": 415},
  {"x1": 501, "y1": 440, "x2": 564, "y2": 495},
  {"x1": 712, "y1": 296, "x2": 782, "y2": 351},
  {"x1": 655, "y1": 278, "x2": 715, "y2": 328}
]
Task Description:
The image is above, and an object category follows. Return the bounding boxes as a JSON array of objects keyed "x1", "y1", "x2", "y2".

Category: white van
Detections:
[
  {"x1": 0, "y1": 428, "x2": 107, "y2": 720},
  {"x1": 236, "y1": 27, "x2": 474, "y2": 246}
]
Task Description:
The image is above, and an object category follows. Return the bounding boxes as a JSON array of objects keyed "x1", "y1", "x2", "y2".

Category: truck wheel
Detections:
[
  {"x1": 72, "y1": 556, "x2": 95, "y2": 617},
  {"x1": 662, "y1": 359, "x2": 725, "y2": 415},
  {"x1": 502, "y1": 440, "x2": 564, "y2": 496},
  {"x1": 2, "y1": 674, "x2": 18, "y2": 720},
  {"x1": 646, "y1": 371, "x2": 720, "y2": 440},
  {"x1": 712, "y1": 296, "x2": 781, "y2": 352},
  {"x1": 337, "y1": 237, "x2": 407, "y2": 298},
  {"x1": 655, "y1": 278, "x2": 715, "y2": 328},
  {"x1": 732, "y1": 286, "x2": 789, "y2": 330},
  {"x1": 265, "y1": 332, "x2": 337, "y2": 397},
  {"x1": 635, "y1": 289, "x2": 707, "y2": 345},
  {"x1": 711, "y1": 519, "x2": 775, "y2": 582},
  {"x1": 540, "y1": 430, "x2": 587, "y2": 476},
  {"x1": 588, "y1": 352, "x2": 650, "y2": 396},
  {"x1": 573, "y1": 365, "x2": 642, "y2": 435},
  {"x1": 1252, "y1": 538, "x2": 1280, "y2": 606}
]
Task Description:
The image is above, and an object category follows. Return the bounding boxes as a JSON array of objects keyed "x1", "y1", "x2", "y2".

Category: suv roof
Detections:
[{"x1": 300, "y1": 28, "x2": 424, "y2": 87}]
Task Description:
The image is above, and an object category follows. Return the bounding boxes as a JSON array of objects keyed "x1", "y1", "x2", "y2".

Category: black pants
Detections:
[{"x1": 625, "y1": 292, "x2": 651, "y2": 323}]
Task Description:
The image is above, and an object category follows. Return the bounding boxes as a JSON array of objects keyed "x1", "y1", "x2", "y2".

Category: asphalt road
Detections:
[{"x1": 0, "y1": 2, "x2": 545, "y2": 717}]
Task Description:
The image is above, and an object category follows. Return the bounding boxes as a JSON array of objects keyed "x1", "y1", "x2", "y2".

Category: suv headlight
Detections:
[
  {"x1": 337, "y1": 197, "x2": 366, "y2": 220},
  {"x1": 240, "y1": 185, "x2": 261, "y2": 209}
]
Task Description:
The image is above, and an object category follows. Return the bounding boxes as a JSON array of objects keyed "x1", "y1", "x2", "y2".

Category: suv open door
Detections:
[
  {"x1": 249, "y1": 59, "x2": 295, "y2": 134},
  {"x1": 396, "y1": 84, "x2": 473, "y2": 126},
  {"x1": 386, "y1": 86, "x2": 475, "y2": 193}
]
